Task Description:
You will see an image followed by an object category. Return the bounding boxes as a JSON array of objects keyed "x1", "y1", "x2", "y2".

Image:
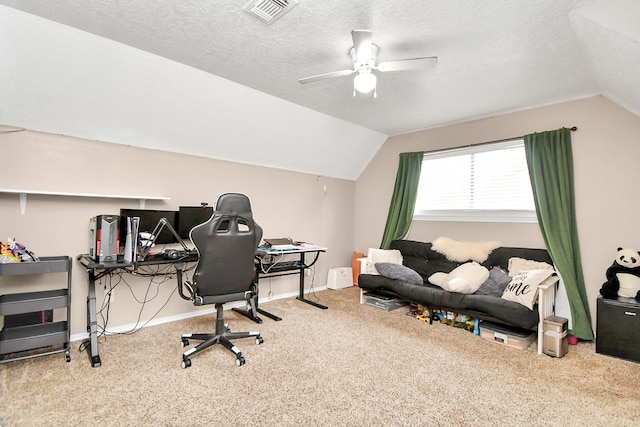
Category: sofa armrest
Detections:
[
  {"x1": 358, "y1": 257, "x2": 371, "y2": 274},
  {"x1": 358, "y1": 257, "x2": 371, "y2": 304},
  {"x1": 536, "y1": 279, "x2": 557, "y2": 355}
]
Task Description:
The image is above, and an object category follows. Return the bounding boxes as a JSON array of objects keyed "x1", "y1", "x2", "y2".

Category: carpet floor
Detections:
[{"x1": 1, "y1": 287, "x2": 639, "y2": 426}]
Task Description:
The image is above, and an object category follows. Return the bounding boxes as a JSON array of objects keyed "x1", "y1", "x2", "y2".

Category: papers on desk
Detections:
[
  {"x1": 269, "y1": 244, "x2": 298, "y2": 251},
  {"x1": 260, "y1": 243, "x2": 326, "y2": 253},
  {"x1": 297, "y1": 243, "x2": 325, "y2": 250},
  {"x1": 262, "y1": 238, "x2": 326, "y2": 252}
]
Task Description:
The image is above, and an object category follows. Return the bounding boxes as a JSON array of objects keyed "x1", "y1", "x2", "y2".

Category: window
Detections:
[{"x1": 413, "y1": 140, "x2": 537, "y2": 223}]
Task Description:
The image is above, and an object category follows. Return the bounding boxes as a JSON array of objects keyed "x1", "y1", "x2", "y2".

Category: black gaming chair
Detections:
[{"x1": 176, "y1": 193, "x2": 263, "y2": 368}]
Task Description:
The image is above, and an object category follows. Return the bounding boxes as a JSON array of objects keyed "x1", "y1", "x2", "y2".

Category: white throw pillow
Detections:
[
  {"x1": 501, "y1": 269, "x2": 555, "y2": 310},
  {"x1": 507, "y1": 257, "x2": 554, "y2": 277},
  {"x1": 428, "y1": 272, "x2": 448, "y2": 287},
  {"x1": 430, "y1": 262, "x2": 490, "y2": 294},
  {"x1": 367, "y1": 248, "x2": 403, "y2": 275}
]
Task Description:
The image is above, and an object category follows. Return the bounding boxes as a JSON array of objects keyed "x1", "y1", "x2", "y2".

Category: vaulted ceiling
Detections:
[{"x1": 1, "y1": 0, "x2": 638, "y2": 180}]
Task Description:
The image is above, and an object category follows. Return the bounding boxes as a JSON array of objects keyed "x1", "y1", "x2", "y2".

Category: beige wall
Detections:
[
  {"x1": 3, "y1": 95, "x2": 639, "y2": 338},
  {"x1": 355, "y1": 96, "x2": 640, "y2": 331},
  {"x1": 0, "y1": 129, "x2": 356, "y2": 336}
]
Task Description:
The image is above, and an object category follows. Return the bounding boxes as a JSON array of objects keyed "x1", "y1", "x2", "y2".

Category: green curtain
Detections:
[
  {"x1": 524, "y1": 128, "x2": 594, "y2": 340},
  {"x1": 379, "y1": 151, "x2": 423, "y2": 249}
]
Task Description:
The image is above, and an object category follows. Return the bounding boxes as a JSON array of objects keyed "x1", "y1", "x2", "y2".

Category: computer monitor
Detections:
[
  {"x1": 178, "y1": 206, "x2": 214, "y2": 239},
  {"x1": 119, "y1": 209, "x2": 179, "y2": 245}
]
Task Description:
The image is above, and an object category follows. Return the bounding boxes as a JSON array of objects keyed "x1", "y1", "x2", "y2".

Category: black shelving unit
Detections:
[{"x1": 0, "y1": 256, "x2": 72, "y2": 364}]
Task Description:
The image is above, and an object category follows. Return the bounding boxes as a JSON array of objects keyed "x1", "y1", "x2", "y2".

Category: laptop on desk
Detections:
[{"x1": 263, "y1": 238, "x2": 297, "y2": 250}]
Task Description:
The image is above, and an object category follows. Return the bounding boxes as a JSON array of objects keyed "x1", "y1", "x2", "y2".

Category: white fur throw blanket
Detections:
[{"x1": 431, "y1": 236, "x2": 502, "y2": 263}]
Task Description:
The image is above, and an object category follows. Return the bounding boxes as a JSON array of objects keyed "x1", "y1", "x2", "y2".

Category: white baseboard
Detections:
[{"x1": 70, "y1": 287, "x2": 327, "y2": 342}]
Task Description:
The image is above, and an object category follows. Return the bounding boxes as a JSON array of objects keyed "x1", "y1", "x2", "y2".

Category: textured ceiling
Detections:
[{"x1": 1, "y1": 0, "x2": 639, "y2": 180}]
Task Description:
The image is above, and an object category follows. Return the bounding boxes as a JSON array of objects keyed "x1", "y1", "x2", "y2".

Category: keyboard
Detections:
[{"x1": 260, "y1": 260, "x2": 302, "y2": 273}]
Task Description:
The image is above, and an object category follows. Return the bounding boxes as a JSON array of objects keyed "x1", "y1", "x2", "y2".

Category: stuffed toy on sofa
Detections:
[{"x1": 599, "y1": 247, "x2": 640, "y2": 300}]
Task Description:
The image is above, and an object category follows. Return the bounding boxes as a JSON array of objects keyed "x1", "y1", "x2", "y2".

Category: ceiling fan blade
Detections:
[
  {"x1": 352, "y1": 30, "x2": 373, "y2": 64},
  {"x1": 298, "y1": 69, "x2": 354, "y2": 85},
  {"x1": 377, "y1": 56, "x2": 438, "y2": 72}
]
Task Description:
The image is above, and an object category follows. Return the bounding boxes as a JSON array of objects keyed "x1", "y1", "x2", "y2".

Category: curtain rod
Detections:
[{"x1": 421, "y1": 126, "x2": 577, "y2": 155}]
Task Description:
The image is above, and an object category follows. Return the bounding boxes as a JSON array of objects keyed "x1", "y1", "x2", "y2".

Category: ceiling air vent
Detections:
[{"x1": 243, "y1": 0, "x2": 298, "y2": 24}]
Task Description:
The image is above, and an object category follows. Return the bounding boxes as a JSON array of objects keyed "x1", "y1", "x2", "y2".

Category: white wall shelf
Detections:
[{"x1": 0, "y1": 189, "x2": 170, "y2": 215}]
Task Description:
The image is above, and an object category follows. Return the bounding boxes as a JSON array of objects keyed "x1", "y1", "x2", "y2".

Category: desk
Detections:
[
  {"x1": 257, "y1": 245, "x2": 328, "y2": 309},
  {"x1": 77, "y1": 253, "x2": 197, "y2": 367},
  {"x1": 77, "y1": 245, "x2": 326, "y2": 366},
  {"x1": 232, "y1": 245, "x2": 327, "y2": 322}
]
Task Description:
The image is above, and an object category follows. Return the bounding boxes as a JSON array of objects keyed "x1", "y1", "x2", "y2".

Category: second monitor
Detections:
[
  {"x1": 178, "y1": 206, "x2": 214, "y2": 239},
  {"x1": 119, "y1": 209, "x2": 179, "y2": 245}
]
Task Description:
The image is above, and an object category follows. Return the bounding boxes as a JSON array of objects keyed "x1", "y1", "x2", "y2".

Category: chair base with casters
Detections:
[{"x1": 180, "y1": 303, "x2": 264, "y2": 368}]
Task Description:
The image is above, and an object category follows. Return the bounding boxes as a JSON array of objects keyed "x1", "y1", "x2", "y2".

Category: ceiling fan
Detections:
[{"x1": 298, "y1": 30, "x2": 438, "y2": 98}]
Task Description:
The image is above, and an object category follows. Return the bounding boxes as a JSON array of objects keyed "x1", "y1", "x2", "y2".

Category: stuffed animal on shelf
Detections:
[
  {"x1": 600, "y1": 247, "x2": 640, "y2": 301},
  {"x1": 0, "y1": 238, "x2": 38, "y2": 263}
]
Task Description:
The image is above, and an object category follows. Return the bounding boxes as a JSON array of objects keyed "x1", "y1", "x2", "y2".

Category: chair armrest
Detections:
[{"x1": 176, "y1": 265, "x2": 196, "y2": 301}]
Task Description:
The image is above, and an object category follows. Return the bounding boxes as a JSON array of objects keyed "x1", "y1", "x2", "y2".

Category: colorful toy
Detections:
[{"x1": 0, "y1": 238, "x2": 38, "y2": 263}]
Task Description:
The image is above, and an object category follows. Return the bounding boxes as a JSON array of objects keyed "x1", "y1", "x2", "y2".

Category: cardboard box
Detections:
[
  {"x1": 364, "y1": 292, "x2": 408, "y2": 311},
  {"x1": 479, "y1": 321, "x2": 535, "y2": 350}
]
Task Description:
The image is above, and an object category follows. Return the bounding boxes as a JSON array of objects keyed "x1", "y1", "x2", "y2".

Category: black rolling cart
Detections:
[{"x1": 0, "y1": 256, "x2": 72, "y2": 364}]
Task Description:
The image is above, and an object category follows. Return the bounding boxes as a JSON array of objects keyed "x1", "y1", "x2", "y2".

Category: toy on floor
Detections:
[{"x1": 599, "y1": 247, "x2": 640, "y2": 301}]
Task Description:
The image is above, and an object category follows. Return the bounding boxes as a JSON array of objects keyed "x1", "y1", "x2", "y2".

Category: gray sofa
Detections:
[{"x1": 358, "y1": 240, "x2": 557, "y2": 354}]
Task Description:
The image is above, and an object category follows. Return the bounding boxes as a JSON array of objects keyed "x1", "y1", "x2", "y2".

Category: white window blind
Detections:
[{"x1": 413, "y1": 140, "x2": 537, "y2": 222}]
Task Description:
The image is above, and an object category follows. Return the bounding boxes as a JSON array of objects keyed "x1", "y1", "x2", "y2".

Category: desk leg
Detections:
[
  {"x1": 232, "y1": 274, "x2": 282, "y2": 322},
  {"x1": 296, "y1": 252, "x2": 328, "y2": 310},
  {"x1": 231, "y1": 305, "x2": 264, "y2": 324},
  {"x1": 84, "y1": 269, "x2": 102, "y2": 368}
]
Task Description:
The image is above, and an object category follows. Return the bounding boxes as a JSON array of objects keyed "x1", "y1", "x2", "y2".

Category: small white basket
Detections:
[{"x1": 327, "y1": 267, "x2": 353, "y2": 290}]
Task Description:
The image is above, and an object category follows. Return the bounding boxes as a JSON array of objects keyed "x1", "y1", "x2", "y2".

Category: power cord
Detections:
[
  {"x1": 305, "y1": 266, "x2": 320, "y2": 302},
  {"x1": 79, "y1": 266, "x2": 193, "y2": 355}
]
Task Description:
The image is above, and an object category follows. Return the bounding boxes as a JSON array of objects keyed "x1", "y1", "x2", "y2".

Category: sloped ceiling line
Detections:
[{"x1": 0, "y1": 0, "x2": 638, "y2": 180}]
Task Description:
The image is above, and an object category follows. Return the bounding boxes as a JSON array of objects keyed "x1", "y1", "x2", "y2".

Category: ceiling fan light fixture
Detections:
[
  {"x1": 298, "y1": 30, "x2": 437, "y2": 98},
  {"x1": 354, "y1": 71, "x2": 377, "y2": 93}
]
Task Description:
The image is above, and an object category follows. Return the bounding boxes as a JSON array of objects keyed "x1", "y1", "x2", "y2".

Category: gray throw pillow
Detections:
[
  {"x1": 375, "y1": 262, "x2": 424, "y2": 285},
  {"x1": 475, "y1": 266, "x2": 511, "y2": 296}
]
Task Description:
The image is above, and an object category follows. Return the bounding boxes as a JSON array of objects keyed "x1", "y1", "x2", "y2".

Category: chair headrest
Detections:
[{"x1": 214, "y1": 193, "x2": 253, "y2": 214}]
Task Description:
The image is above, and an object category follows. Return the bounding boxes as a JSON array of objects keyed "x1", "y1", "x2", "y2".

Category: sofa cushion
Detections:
[
  {"x1": 424, "y1": 258, "x2": 461, "y2": 278},
  {"x1": 390, "y1": 240, "x2": 459, "y2": 278},
  {"x1": 484, "y1": 247, "x2": 553, "y2": 271},
  {"x1": 358, "y1": 272, "x2": 540, "y2": 329},
  {"x1": 475, "y1": 266, "x2": 512, "y2": 297},
  {"x1": 463, "y1": 294, "x2": 540, "y2": 329},
  {"x1": 501, "y1": 269, "x2": 554, "y2": 310},
  {"x1": 375, "y1": 262, "x2": 423, "y2": 285}
]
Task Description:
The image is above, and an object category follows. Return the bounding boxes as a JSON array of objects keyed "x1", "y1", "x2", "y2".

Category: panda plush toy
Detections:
[{"x1": 599, "y1": 247, "x2": 640, "y2": 300}]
